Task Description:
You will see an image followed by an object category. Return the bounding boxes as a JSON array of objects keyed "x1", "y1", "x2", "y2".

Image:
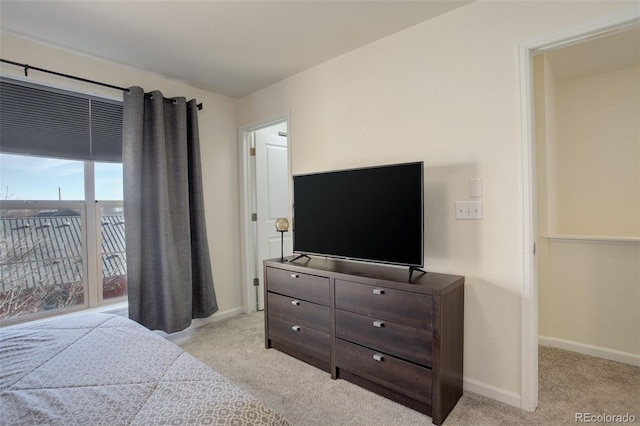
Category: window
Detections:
[
  {"x1": 98, "y1": 204, "x2": 126, "y2": 301},
  {"x1": 95, "y1": 162, "x2": 124, "y2": 201},
  {"x1": 0, "y1": 78, "x2": 124, "y2": 324},
  {"x1": 0, "y1": 154, "x2": 85, "y2": 200},
  {"x1": 0, "y1": 206, "x2": 85, "y2": 318}
]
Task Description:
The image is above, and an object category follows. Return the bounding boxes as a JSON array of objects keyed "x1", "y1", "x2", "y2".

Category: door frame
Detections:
[
  {"x1": 238, "y1": 113, "x2": 291, "y2": 314},
  {"x1": 518, "y1": 5, "x2": 639, "y2": 412}
]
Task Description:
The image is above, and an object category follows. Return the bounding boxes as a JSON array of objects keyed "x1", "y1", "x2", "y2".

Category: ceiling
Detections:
[
  {"x1": 545, "y1": 26, "x2": 640, "y2": 83},
  {"x1": 0, "y1": 0, "x2": 472, "y2": 98}
]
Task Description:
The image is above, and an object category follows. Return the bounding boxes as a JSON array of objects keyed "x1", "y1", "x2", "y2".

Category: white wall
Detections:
[
  {"x1": 0, "y1": 33, "x2": 243, "y2": 316},
  {"x1": 239, "y1": 0, "x2": 635, "y2": 403},
  {"x1": 552, "y1": 65, "x2": 640, "y2": 237},
  {"x1": 536, "y1": 53, "x2": 640, "y2": 363}
]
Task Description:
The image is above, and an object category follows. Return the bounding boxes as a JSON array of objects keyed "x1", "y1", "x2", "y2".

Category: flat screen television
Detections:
[{"x1": 292, "y1": 161, "x2": 424, "y2": 273}]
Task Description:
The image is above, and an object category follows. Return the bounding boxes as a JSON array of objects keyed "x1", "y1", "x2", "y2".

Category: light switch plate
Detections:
[
  {"x1": 470, "y1": 178, "x2": 482, "y2": 197},
  {"x1": 455, "y1": 201, "x2": 483, "y2": 220}
]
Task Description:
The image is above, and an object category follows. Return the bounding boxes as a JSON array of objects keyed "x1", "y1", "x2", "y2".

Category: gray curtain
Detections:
[{"x1": 123, "y1": 86, "x2": 218, "y2": 333}]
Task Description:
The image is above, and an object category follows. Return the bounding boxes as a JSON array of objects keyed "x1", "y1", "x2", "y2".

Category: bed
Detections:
[{"x1": 0, "y1": 313, "x2": 290, "y2": 425}]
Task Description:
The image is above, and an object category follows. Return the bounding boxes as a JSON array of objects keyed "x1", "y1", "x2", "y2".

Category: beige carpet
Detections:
[{"x1": 172, "y1": 312, "x2": 639, "y2": 425}]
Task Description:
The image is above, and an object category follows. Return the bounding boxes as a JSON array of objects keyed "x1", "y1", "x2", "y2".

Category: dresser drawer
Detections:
[
  {"x1": 268, "y1": 292, "x2": 330, "y2": 334},
  {"x1": 335, "y1": 339, "x2": 432, "y2": 404},
  {"x1": 335, "y1": 280, "x2": 433, "y2": 330},
  {"x1": 268, "y1": 316, "x2": 330, "y2": 362},
  {"x1": 266, "y1": 266, "x2": 330, "y2": 306},
  {"x1": 335, "y1": 309, "x2": 432, "y2": 367}
]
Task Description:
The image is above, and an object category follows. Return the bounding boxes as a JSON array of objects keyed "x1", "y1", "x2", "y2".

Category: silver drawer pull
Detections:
[
  {"x1": 291, "y1": 300, "x2": 300, "y2": 306},
  {"x1": 373, "y1": 320, "x2": 384, "y2": 328},
  {"x1": 373, "y1": 353, "x2": 384, "y2": 362},
  {"x1": 291, "y1": 325, "x2": 301, "y2": 332},
  {"x1": 290, "y1": 274, "x2": 299, "y2": 278},
  {"x1": 372, "y1": 289, "x2": 385, "y2": 295}
]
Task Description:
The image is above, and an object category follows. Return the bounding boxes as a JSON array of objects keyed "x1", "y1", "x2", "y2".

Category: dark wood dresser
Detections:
[{"x1": 264, "y1": 257, "x2": 464, "y2": 425}]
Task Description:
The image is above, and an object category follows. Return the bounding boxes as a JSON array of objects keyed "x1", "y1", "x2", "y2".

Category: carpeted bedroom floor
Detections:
[{"x1": 171, "y1": 312, "x2": 639, "y2": 426}]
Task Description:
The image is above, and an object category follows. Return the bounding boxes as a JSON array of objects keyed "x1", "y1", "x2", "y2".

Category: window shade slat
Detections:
[
  {"x1": 0, "y1": 79, "x2": 123, "y2": 162},
  {"x1": 91, "y1": 100, "x2": 123, "y2": 162}
]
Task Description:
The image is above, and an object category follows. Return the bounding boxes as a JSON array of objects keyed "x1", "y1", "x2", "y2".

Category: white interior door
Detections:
[{"x1": 255, "y1": 123, "x2": 291, "y2": 310}]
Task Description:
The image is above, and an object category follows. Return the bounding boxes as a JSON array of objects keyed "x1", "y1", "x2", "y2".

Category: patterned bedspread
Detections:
[{"x1": 0, "y1": 313, "x2": 290, "y2": 425}]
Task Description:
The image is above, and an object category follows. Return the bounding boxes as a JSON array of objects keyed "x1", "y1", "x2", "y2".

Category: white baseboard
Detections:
[
  {"x1": 539, "y1": 336, "x2": 640, "y2": 367},
  {"x1": 453, "y1": 338, "x2": 639, "y2": 412},
  {"x1": 108, "y1": 305, "x2": 243, "y2": 330},
  {"x1": 463, "y1": 377, "x2": 522, "y2": 408},
  {"x1": 163, "y1": 307, "x2": 244, "y2": 343},
  {"x1": 192, "y1": 307, "x2": 244, "y2": 327}
]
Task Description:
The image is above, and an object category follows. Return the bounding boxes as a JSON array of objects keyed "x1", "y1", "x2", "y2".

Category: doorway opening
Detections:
[
  {"x1": 533, "y1": 26, "x2": 639, "y2": 362},
  {"x1": 519, "y1": 5, "x2": 639, "y2": 412},
  {"x1": 239, "y1": 118, "x2": 292, "y2": 313}
]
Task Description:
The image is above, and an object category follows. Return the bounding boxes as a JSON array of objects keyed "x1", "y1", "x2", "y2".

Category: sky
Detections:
[{"x1": 0, "y1": 153, "x2": 123, "y2": 201}]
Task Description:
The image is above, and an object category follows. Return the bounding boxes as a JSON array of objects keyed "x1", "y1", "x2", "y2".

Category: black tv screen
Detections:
[{"x1": 293, "y1": 161, "x2": 423, "y2": 267}]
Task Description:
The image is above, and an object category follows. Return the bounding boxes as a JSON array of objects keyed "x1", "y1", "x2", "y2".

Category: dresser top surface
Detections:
[{"x1": 265, "y1": 256, "x2": 464, "y2": 294}]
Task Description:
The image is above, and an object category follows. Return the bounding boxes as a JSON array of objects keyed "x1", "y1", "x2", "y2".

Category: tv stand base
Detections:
[
  {"x1": 409, "y1": 266, "x2": 427, "y2": 281},
  {"x1": 289, "y1": 253, "x2": 311, "y2": 263}
]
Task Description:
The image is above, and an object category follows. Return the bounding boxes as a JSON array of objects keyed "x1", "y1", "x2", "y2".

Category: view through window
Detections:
[
  {"x1": 0, "y1": 206, "x2": 85, "y2": 318},
  {"x1": 0, "y1": 156, "x2": 125, "y2": 322}
]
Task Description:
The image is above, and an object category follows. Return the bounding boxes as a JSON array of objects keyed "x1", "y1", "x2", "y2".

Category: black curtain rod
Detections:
[{"x1": 1, "y1": 58, "x2": 203, "y2": 110}]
